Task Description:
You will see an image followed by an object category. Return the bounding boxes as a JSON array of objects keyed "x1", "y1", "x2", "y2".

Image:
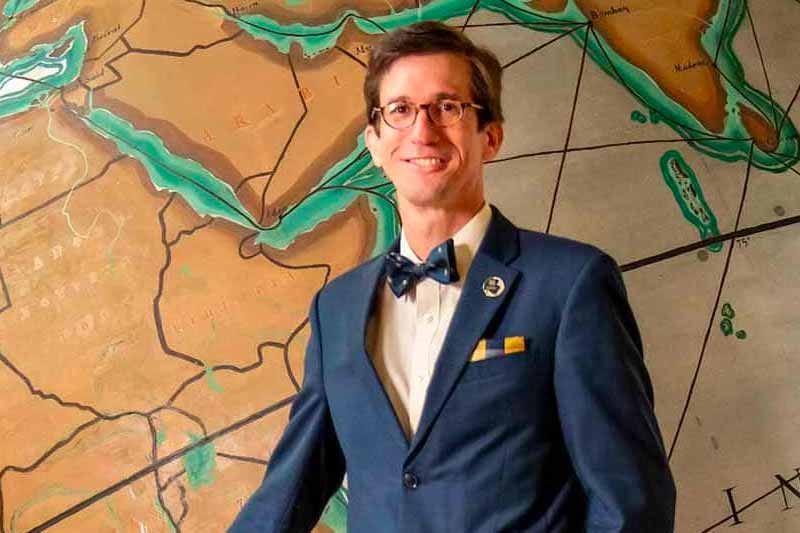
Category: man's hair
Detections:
[{"x1": 363, "y1": 21, "x2": 503, "y2": 131}]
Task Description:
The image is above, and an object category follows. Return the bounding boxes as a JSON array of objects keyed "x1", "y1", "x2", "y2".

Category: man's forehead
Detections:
[{"x1": 378, "y1": 53, "x2": 472, "y2": 101}]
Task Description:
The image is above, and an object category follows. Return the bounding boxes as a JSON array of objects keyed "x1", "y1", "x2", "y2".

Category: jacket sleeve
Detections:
[
  {"x1": 228, "y1": 291, "x2": 346, "y2": 533},
  {"x1": 553, "y1": 252, "x2": 676, "y2": 532}
]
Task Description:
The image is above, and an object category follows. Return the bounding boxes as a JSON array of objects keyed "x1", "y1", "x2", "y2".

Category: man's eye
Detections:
[
  {"x1": 388, "y1": 103, "x2": 411, "y2": 115},
  {"x1": 438, "y1": 101, "x2": 459, "y2": 113}
]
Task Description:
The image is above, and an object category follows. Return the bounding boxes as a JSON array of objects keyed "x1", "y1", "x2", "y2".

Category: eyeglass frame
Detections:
[{"x1": 370, "y1": 99, "x2": 486, "y2": 130}]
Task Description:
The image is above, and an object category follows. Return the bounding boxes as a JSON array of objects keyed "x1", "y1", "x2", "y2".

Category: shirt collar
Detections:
[{"x1": 399, "y1": 202, "x2": 492, "y2": 280}]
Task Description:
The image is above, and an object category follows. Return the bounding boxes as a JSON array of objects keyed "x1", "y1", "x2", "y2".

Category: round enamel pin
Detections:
[{"x1": 482, "y1": 276, "x2": 505, "y2": 298}]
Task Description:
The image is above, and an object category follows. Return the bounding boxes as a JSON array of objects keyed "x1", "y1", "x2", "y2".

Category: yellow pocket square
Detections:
[{"x1": 470, "y1": 336, "x2": 527, "y2": 362}]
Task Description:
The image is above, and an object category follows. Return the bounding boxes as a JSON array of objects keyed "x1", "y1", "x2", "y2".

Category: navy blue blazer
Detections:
[{"x1": 229, "y1": 205, "x2": 676, "y2": 532}]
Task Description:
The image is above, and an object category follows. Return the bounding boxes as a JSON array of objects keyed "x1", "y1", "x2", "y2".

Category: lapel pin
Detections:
[{"x1": 482, "y1": 276, "x2": 505, "y2": 298}]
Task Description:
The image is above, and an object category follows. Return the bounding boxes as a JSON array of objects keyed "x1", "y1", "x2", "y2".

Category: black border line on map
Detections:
[
  {"x1": 544, "y1": 23, "x2": 589, "y2": 235},
  {"x1": 701, "y1": 471, "x2": 800, "y2": 532},
  {"x1": 663, "y1": 142, "x2": 754, "y2": 462},
  {"x1": 166, "y1": 217, "x2": 214, "y2": 247},
  {"x1": 153, "y1": 195, "x2": 207, "y2": 368},
  {"x1": 217, "y1": 452, "x2": 268, "y2": 466},
  {"x1": 621, "y1": 212, "x2": 800, "y2": 272},
  {"x1": 0, "y1": 351, "x2": 107, "y2": 417},
  {"x1": 0, "y1": 409, "x2": 154, "y2": 533},
  {"x1": 124, "y1": 29, "x2": 245, "y2": 57},
  {"x1": 335, "y1": 45, "x2": 367, "y2": 68},
  {"x1": 238, "y1": 232, "x2": 263, "y2": 260},
  {"x1": 148, "y1": 416, "x2": 181, "y2": 532},
  {"x1": 166, "y1": 337, "x2": 287, "y2": 404},
  {"x1": 501, "y1": 23, "x2": 585, "y2": 70},
  {"x1": 81, "y1": 0, "x2": 146, "y2": 63},
  {"x1": 488, "y1": 136, "x2": 736, "y2": 165},
  {"x1": 765, "y1": 150, "x2": 800, "y2": 178},
  {"x1": 254, "y1": 250, "x2": 333, "y2": 393},
  {"x1": 462, "y1": 21, "x2": 585, "y2": 28},
  {"x1": 459, "y1": 0, "x2": 481, "y2": 32},
  {"x1": 279, "y1": 184, "x2": 399, "y2": 232},
  {"x1": 237, "y1": 170, "x2": 273, "y2": 189},
  {"x1": 257, "y1": 52, "x2": 308, "y2": 224},
  {"x1": 776, "y1": 80, "x2": 800, "y2": 145},
  {"x1": 160, "y1": 468, "x2": 187, "y2": 491},
  {"x1": 26, "y1": 395, "x2": 296, "y2": 532},
  {"x1": 744, "y1": 1, "x2": 780, "y2": 128},
  {"x1": 711, "y1": 0, "x2": 734, "y2": 67},
  {"x1": 0, "y1": 269, "x2": 10, "y2": 315}
]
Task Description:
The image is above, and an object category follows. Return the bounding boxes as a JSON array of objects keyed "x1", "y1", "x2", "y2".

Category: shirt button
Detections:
[
  {"x1": 403, "y1": 472, "x2": 419, "y2": 489},
  {"x1": 423, "y1": 314, "x2": 433, "y2": 323}
]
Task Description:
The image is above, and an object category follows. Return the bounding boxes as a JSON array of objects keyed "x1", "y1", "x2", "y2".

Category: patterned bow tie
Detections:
[{"x1": 385, "y1": 238, "x2": 460, "y2": 298}]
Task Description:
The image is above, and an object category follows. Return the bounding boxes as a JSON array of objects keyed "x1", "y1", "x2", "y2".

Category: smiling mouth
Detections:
[{"x1": 405, "y1": 157, "x2": 447, "y2": 168}]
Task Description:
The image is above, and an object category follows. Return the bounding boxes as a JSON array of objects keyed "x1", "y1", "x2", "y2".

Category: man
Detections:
[{"x1": 230, "y1": 21, "x2": 675, "y2": 532}]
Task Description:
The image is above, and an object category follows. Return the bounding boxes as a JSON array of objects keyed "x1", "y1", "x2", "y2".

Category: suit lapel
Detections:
[
  {"x1": 408, "y1": 206, "x2": 521, "y2": 459},
  {"x1": 347, "y1": 239, "x2": 411, "y2": 449}
]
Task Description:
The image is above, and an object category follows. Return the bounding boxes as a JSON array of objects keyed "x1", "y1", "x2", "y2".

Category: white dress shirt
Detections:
[{"x1": 366, "y1": 202, "x2": 493, "y2": 439}]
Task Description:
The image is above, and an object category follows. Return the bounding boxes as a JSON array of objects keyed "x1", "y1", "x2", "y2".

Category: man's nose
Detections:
[{"x1": 409, "y1": 107, "x2": 441, "y2": 143}]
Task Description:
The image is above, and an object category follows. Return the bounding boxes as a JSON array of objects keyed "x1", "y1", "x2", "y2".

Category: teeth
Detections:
[{"x1": 411, "y1": 158, "x2": 441, "y2": 167}]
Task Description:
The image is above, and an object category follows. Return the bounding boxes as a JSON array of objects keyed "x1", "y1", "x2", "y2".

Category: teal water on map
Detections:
[
  {"x1": 82, "y1": 104, "x2": 397, "y2": 256},
  {"x1": 0, "y1": 22, "x2": 87, "y2": 119},
  {"x1": 2, "y1": 0, "x2": 40, "y2": 18},
  {"x1": 254, "y1": 134, "x2": 398, "y2": 256},
  {"x1": 5, "y1": 0, "x2": 798, "y2": 260},
  {"x1": 183, "y1": 433, "x2": 217, "y2": 488},
  {"x1": 232, "y1": 0, "x2": 799, "y2": 172}
]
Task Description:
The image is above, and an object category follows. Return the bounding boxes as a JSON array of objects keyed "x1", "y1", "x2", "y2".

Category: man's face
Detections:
[{"x1": 365, "y1": 52, "x2": 503, "y2": 213}]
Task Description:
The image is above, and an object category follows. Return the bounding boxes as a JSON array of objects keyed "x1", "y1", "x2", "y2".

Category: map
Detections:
[{"x1": 1, "y1": 0, "x2": 798, "y2": 531}]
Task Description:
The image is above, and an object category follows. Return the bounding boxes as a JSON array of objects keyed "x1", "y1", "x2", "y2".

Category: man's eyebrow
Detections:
[{"x1": 384, "y1": 92, "x2": 462, "y2": 104}]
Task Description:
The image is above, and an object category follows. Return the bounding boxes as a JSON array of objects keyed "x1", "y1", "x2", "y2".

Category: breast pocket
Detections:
[{"x1": 459, "y1": 335, "x2": 537, "y2": 383}]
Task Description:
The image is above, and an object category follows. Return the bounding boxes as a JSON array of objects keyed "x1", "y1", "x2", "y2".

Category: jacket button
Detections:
[{"x1": 402, "y1": 472, "x2": 419, "y2": 489}]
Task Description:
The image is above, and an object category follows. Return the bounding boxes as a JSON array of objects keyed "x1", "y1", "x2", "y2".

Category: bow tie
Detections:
[{"x1": 385, "y1": 238, "x2": 460, "y2": 298}]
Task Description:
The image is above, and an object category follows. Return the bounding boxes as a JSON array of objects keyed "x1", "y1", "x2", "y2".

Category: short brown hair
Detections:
[{"x1": 363, "y1": 21, "x2": 503, "y2": 131}]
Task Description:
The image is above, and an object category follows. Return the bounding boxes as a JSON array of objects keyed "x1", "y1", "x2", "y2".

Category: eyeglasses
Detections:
[{"x1": 371, "y1": 99, "x2": 485, "y2": 129}]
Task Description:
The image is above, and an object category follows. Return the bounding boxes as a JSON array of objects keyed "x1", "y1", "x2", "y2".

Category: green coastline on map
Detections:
[
  {"x1": 659, "y1": 150, "x2": 723, "y2": 252},
  {"x1": 231, "y1": 0, "x2": 800, "y2": 172},
  {"x1": 2, "y1": 0, "x2": 40, "y2": 18},
  {"x1": 0, "y1": 22, "x2": 87, "y2": 120},
  {"x1": 1, "y1": 1, "x2": 797, "y2": 531},
  {"x1": 3, "y1": 0, "x2": 798, "y2": 266}
]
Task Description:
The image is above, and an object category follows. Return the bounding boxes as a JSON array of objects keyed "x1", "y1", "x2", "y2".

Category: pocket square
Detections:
[{"x1": 470, "y1": 336, "x2": 527, "y2": 362}]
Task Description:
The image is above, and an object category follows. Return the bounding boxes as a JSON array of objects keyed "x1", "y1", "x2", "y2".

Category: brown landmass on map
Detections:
[
  {"x1": 171, "y1": 342, "x2": 298, "y2": 437},
  {"x1": 94, "y1": 29, "x2": 302, "y2": 218},
  {"x1": 739, "y1": 103, "x2": 779, "y2": 152},
  {"x1": 125, "y1": 0, "x2": 240, "y2": 53},
  {"x1": 0, "y1": 0, "x2": 143, "y2": 63},
  {"x1": 2, "y1": 415, "x2": 154, "y2": 532},
  {"x1": 575, "y1": 0, "x2": 727, "y2": 133},
  {"x1": 0, "y1": 360, "x2": 94, "y2": 469},
  {"x1": 212, "y1": 0, "x2": 422, "y2": 26},
  {"x1": 258, "y1": 24, "x2": 375, "y2": 227},
  {"x1": 576, "y1": 0, "x2": 781, "y2": 149},
  {"x1": 158, "y1": 217, "x2": 327, "y2": 368},
  {"x1": 0, "y1": 101, "x2": 118, "y2": 225},
  {"x1": 0, "y1": 158, "x2": 200, "y2": 414},
  {"x1": 529, "y1": 0, "x2": 568, "y2": 13}
]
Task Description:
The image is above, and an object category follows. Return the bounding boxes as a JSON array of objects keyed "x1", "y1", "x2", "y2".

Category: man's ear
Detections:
[
  {"x1": 365, "y1": 123, "x2": 383, "y2": 168},
  {"x1": 482, "y1": 121, "x2": 504, "y2": 162}
]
